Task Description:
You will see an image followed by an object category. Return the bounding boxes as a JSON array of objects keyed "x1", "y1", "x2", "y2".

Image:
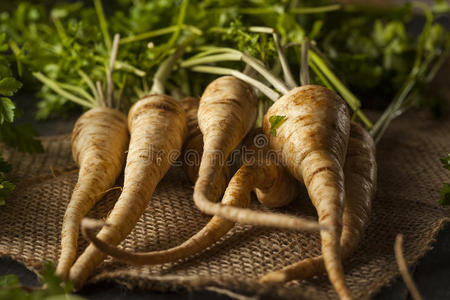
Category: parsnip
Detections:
[
  {"x1": 56, "y1": 107, "x2": 129, "y2": 279},
  {"x1": 80, "y1": 130, "x2": 325, "y2": 265},
  {"x1": 262, "y1": 85, "x2": 352, "y2": 299},
  {"x1": 68, "y1": 95, "x2": 187, "y2": 288},
  {"x1": 260, "y1": 122, "x2": 376, "y2": 287},
  {"x1": 193, "y1": 76, "x2": 258, "y2": 212}
]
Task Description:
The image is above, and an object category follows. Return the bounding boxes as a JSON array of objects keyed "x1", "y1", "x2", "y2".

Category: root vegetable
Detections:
[
  {"x1": 193, "y1": 75, "x2": 258, "y2": 214},
  {"x1": 261, "y1": 85, "x2": 352, "y2": 299},
  {"x1": 80, "y1": 129, "x2": 325, "y2": 265},
  {"x1": 68, "y1": 95, "x2": 187, "y2": 288},
  {"x1": 180, "y1": 97, "x2": 229, "y2": 200},
  {"x1": 260, "y1": 122, "x2": 377, "y2": 287},
  {"x1": 55, "y1": 107, "x2": 129, "y2": 279}
]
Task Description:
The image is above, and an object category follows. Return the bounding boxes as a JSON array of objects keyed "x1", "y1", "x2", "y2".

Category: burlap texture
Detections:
[{"x1": 0, "y1": 111, "x2": 449, "y2": 299}]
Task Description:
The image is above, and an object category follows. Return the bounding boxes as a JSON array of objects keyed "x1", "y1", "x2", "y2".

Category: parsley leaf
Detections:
[
  {"x1": 220, "y1": 19, "x2": 276, "y2": 62},
  {"x1": 0, "y1": 124, "x2": 43, "y2": 153},
  {"x1": 0, "y1": 97, "x2": 16, "y2": 124},
  {"x1": 440, "y1": 154, "x2": 450, "y2": 206},
  {"x1": 269, "y1": 115, "x2": 287, "y2": 137},
  {"x1": 0, "y1": 30, "x2": 43, "y2": 206},
  {"x1": 0, "y1": 77, "x2": 22, "y2": 97},
  {"x1": 440, "y1": 183, "x2": 450, "y2": 206}
]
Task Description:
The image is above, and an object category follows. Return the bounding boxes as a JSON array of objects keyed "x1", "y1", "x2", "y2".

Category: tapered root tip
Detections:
[
  {"x1": 81, "y1": 218, "x2": 106, "y2": 241},
  {"x1": 259, "y1": 271, "x2": 288, "y2": 284}
]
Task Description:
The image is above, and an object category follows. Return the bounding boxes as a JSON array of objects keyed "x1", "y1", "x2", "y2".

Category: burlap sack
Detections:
[{"x1": 0, "y1": 111, "x2": 449, "y2": 299}]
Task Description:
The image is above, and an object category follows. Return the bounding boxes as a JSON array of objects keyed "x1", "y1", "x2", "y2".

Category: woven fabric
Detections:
[{"x1": 0, "y1": 111, "x2": 449, "y2": 299}]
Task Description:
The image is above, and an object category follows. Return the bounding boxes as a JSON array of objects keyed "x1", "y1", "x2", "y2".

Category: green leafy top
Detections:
[
  {"x1": 269, "y1": 115, "x2": 287, "y2": 136},
  {"x1": 1, "y1": 0, "x2": 449, "y2": 126},
  {"x1": 219, "y1": 19, "x2": 276, "y2": 63},
  {"x1": 2, "y1": 0, "x2": 200, "y2": 117},
  {"x1": 441, "y1": 183, "x2": 450, "y2": 206},
  {"x1": 0, "y1": 33, "x2": 22, "y2": 125},
  {"x1": 0, "y1": 32, "x2": 42, "y2": 207},
  {"x1": 440, "y1": 153, "x2": 450, "y2": 206}
]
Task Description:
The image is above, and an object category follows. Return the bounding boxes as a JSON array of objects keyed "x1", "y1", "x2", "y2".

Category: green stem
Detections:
[
  {"x1": 371, "y1": 1, "x2": 439, "y2": 142},
  {"x1": 58, "y1": 82, "x2": 96, "y2": 104},
  {"x1": 119, "y1": 24, "x2": 201, "y2": 44},
  {"x1": 182, "y1": 49, "x2": 289, "y2": 94},
  {"x1": 96, "y1": 81, "x2": 106, "y2": 107},
  {"x1": 371, "y1": 48, "x2": 440, "y2": 142},
  {"x1": 33, "y1": 72, "x2": 95, "y2": 109},
  {"x1": 309, "y1": 50, "x2": 373, "y2": 128},
  {"x1": 169, "y1": 0, "x2": 190, "y2": 45},
  {"x1": 290, "y1": 4, "x2": 341, "y2": 14},
  {"x1": 187, "y1": 47, "x2": 232, "y2": 60},
  {"x1": 78, "y1": 70, "x2": 100, "y2": 103},
  {"x1": 249, "y1": 27, "x2": 297, "y2": 88},
  {"x1": 238, "y1": 6, "x2": 283, "y2": 15},
  {"x1": 107, "y1": 34, "x2": 120, "y2": 108},
  {"x1": 94, "y1": 0, "x2": 111, "y2": 50},
  {"x1": 372, "y1": 77, "x2": 416, "y2": 143},
  {"x1": 300, "y1": 37, "x2": 310, "y2": 86},
  {"x1": 309, "y1": 62, "x2": 335, "y2": 91},
  {"x1": 181, "y1": 53, "x2": 241, "y2": 68},
  {"x1": 150, "y1": 34, "x2": 198, "y2": 95},
  {"x1": 155, "y1": 0, "x2": 190, "y2": 62},
  {"x1": 52, "y1": 17, "x2": 68, "y2": 43},
  {"x1": 240, "y1": 52, "x2": 290, "y2": 94},
  {"x1": 114, "y1": 61, "x2": 146, "y2": 77},
  {"x1": 189, "y1": 65, "x2": 280, "y2": 101},
  {"x1": 120, "y1": 26, "x2": 179, "y2": 44},
  {"x1": 8, "y1": 41, "x2": 22, "y2": 77},
  {"x1": 150, "y1": 49, "x2": 184, "y2": 95},
  {"x1": 309, "y1": 50, "x2": 360, "y2": 109}
]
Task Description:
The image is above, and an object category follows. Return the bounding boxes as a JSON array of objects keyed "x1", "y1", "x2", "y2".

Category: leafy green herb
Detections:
[
  {"x1": 219, "y1": 19, "x2": 276, "y2": 62},
  {"x1": 269, "y1": 115, "x2": 287, "y2": 136},
  {"x1": 1, "y1": 0, "x2": 449, "y2": 123},
  {"x1": 0, "y1": 262, "x2": 86, "y2": 300},
  {"x1": 440, "y1": 183, "x2": 450, "y2": 206},
  {"x1": 440, "y1": 154, "x2": 450, "y2": 206},
  {"x1": 0, "y1": 77, "x2": 22, "y2": 97},
  {"x1": 0, "y1": 32, "x2": 42, "y2": 206}
]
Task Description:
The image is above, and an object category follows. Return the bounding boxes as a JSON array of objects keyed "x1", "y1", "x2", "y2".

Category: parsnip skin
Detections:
[
  {"x1": 180, "y1": 97, "x2": 230, "y2": 200},
  {"x1": 262, "y1": 85, "x2": 352, "y2": 299},
  {"x1": 190, "y1": 129, "x2": 324, "y2": 230},
  {"x1": 80, "y1": 150, "x2": 300, "y2": 265},
  {"x1": 68, "y1": 95, "x2": 187, "y2": 289},
  {"x1": 80, "y1": 130, "x2": 324, "y2": 266},
  {"x1": 194, "y1": 76, "x2": 258, "y2": 212},
  {"x1": 56, "y1": 107, "x2": 129, "y2": 279},
  {"x1": 79, "y1": 162, "x2": 260, "y2": 265},
  {"x1": 260, "y1": 122, "x2": 377, "y2": 286}
]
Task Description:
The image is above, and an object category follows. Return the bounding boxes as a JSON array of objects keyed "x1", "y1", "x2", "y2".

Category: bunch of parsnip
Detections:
[
  {"x1": 24, "y1": 2, "x2": 448, "y2": 300},
  {"x1": 73, "y1": 36, "x2": 380, "y2": 300}
]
